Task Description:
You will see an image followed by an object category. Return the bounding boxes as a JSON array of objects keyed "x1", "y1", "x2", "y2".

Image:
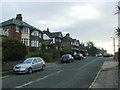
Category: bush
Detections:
[
  {"x1": 2, "y1": 37, "x2": 28, "y2": 61},
  {"x1": 27, "y1": 51, "x2": 53, "y2": 62}
]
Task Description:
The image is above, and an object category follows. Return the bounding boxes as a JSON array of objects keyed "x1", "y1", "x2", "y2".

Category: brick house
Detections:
[
  {"x1": 1, "y1": 14, "x2": 43, "y2": 51},
  {"x1": 61, "y1": 33, "x2": 80, "y2": 55},
  {"x1": 43, "y1": 28, "x2": 63, "y2": 50}
]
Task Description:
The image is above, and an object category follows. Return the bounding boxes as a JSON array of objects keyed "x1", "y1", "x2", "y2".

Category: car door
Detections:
[
  {"x1": 32, "y1": 58, "x2": 38, "y2": 70},
  {"x1": 37, "y1": 57, "x2": 43, "y2": 69}
]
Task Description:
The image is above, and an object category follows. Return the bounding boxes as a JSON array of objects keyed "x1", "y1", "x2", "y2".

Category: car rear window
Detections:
[{"x1": 62, "y1": 55, "x2": 69, "y2": 58}]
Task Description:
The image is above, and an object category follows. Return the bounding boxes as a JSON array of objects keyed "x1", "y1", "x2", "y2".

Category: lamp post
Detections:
[{"x1": 111, "y1": 37, "x2": 115, "y2": 59}]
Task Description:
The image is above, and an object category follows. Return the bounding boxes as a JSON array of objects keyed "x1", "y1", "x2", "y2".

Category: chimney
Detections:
[
  {"x1": 66, "y1": 33, "x2": 70, "y2": 37},
  {"x1": 47, "y1": 28, "x2": 49, "y2": 32},
  {"x1": 16, "y1": 14, "x2": 22, "y2": 21}
]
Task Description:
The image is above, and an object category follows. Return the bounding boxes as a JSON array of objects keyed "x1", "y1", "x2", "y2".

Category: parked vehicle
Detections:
[
  {"x1": 13, "y1": 57, "x2": 45, "y2": 74},
  {"x1": 97, "y1": 53, "x2": 102, "y2": 57},
  {"x1": 74, "y1": 53, "x2": 84, "y2": 60},
  {"x1": 103, "y1": 53, "x2": 111, "y2": 57},
  {"x1": 61, "y1": 54, "x2": 74, "y2": 63}
]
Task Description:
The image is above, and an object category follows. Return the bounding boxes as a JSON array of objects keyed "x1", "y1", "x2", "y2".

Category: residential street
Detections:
[{"x1": 2, "y1": 57, "x2": 105, "y2": 88}]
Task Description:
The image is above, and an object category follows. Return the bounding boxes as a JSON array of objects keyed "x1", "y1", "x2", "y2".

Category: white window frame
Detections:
[
  {"x1": 31, "y1": 31, "x2": 39, "y2": 36},
  {"x1": 16, "y1": 26, "x2": 19, "y2": 33},
  {"x1": 31, "y1": 40, "x2": 39, "y2": 47},
  {"x1": 39, "y1": 33, "x2": 42, "y2": 38},
  {"x1": 21, "y1": 38, "x2": 30, "y2": 46},
  {"x1": 2, "y1": 29, "x2": 9, "y2": 36},
  {"x1": 22, "y1": 27, "x2": 30, "y2": 34}
]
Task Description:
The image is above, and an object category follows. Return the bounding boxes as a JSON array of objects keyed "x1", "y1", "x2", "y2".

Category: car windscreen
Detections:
[
  {"x1": 62, "y1": 55, "x2": 69, "y2": 58},
  {"x1": 22, "y1": 58, "x2": 33, "y2": 63}
]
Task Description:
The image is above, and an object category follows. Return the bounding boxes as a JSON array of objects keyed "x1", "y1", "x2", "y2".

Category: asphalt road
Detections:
[{"x1": 2, "y1": 57, "x2": 105, "y2": 88}]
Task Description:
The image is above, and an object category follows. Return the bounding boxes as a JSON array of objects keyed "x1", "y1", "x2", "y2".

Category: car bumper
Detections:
[
  {"x1": 13, "y1": 68, "x2": 28, "y2": 73},
  {"x1": 61, "y1": 59, "x2": 70, "y2": 63}
]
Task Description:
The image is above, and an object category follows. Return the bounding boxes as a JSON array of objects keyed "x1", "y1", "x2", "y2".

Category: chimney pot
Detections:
[{"x1": 16, "y1": 14, "x2": 22, "y2": 21}]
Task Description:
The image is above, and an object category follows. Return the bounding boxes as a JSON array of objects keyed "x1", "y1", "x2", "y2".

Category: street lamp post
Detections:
[{"x1": 111, "y1": 37, "x2": 115, "y2": 59}]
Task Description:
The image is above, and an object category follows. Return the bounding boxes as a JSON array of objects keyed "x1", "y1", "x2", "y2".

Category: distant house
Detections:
[
  {"x1": 61, "y1": 33, "x2": 80, "y2": 55},
  {"x1": 43, "y1": 28, "x2": 63, "y2": 50},
  {"x1": 42, "y1": 32, "x2": 52, "y2": 50},
  {"x1": 1, "y1": 14, "x2": 43, "y2": 51}
]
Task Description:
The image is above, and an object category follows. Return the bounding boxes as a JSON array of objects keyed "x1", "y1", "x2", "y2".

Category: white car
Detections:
[{"x1": 13, "y1": 57, "x2": 45, "y2": 74}]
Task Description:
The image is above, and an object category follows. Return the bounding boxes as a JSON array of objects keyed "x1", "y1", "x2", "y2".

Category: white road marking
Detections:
[
  {"x1": 15, "y1": 70, "x2": 62, "y2": 88},
  {"x1": 16, "y1": 81, "x2": 33, "y2": 88}
]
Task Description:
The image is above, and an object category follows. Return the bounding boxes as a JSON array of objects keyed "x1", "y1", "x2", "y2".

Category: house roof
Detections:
[
  {"x1": 1, "y1": 18, "x2": 42, "y2": 32},
  {"x1": 62, "y1": 35, "x2": 73, "y2": 42},
  {"x1": 43, "y1": 31, "x2": 63, "y2": 38},
  {"x1": 62, "y1": 36, "x2": 80, "y2": 44}
]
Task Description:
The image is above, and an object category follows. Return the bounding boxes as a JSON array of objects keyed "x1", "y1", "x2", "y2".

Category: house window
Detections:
[
  {"x1": 21, "y1": 38, "x2": 29, "y2": 46},
  {"x1": 22, "y1": 27, "x2": 30, "y2": 34},
  {"x1": 39, "y1": 33, "x2": 42, "y2": 38},
  {"x1": 16, "y1": 26, "x2": 19, "y2": 33},
  {"x1": 53, "y1": 38, "x2": 55, "y2": 43},
  {"x1": 31, "y1": 40, "x2": 39, "y2": 47},
  {"x1": 31, "y1": 31, "x2": 39, "y2": 36},
  {"x1": 2, "y1": 29, "x2": 9, "y2": 36},
  {"x1": 56, "y1": 38, "x2": 61, "y2": 42}
]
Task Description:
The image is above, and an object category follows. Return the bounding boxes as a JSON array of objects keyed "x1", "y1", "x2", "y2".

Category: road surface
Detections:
[{"x1": 2, "y1": 57, "x2": 105, "y2": 89}]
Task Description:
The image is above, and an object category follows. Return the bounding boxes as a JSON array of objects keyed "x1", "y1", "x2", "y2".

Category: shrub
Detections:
[
  {"x1": 2, "y1": 37, "x2": 28, "y2": 61},
  {"x1": 27, "y1": 51, "x2": 53, "y2": 62}
]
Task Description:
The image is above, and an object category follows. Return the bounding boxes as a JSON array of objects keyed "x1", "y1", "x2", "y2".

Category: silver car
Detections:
[{"x1": 13, "y1": 57, "x2": 45, "y2": 74}]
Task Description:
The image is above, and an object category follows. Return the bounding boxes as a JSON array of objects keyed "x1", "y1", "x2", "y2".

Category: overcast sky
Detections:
[{"x1": 1, "y1": 1, "x2": 119, "y2": 54}]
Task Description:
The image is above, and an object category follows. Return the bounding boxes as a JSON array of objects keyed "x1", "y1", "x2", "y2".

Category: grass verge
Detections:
[{"x1": 2, "y1": 70, "x2": 12, "y2": 76}]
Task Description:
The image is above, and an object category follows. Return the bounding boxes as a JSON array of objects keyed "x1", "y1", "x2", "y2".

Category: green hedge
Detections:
[
  {"x1": 2, "y1": 37, "x2": 28, "y2": 61},
  {"x1": 27, "y1": 51, "x2": 53, "y2": 62}
]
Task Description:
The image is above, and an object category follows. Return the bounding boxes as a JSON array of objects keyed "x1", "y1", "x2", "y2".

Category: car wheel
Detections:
[
  {"x1": 41, "y1": 65, "x2": 45, "y2": 70},
  {"x1": 28, "y1": 68, "x2": 32, "y2": 74}
]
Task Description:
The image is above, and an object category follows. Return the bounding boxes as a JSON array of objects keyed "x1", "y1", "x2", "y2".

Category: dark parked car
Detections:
[
  {"x1": 61, "y1": 54, "x2": 74, "y2": 63},
  {"x1": 74, "y1": 53, "x2": 84, "y2": 60},
  {"x1": 103, "y1": 53, "x2": 111, "y2": 57},
  {"x1": 13, "y1": 57, "x2": 45, "y2": 74}
]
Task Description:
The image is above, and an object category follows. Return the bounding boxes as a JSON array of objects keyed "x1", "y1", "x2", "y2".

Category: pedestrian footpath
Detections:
[{"x1": 90, "y1": 57, "x2": 118, "y2": 88}]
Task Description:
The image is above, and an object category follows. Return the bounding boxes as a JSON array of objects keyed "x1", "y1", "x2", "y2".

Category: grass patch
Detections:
[{"x1": 2, "y1": 70, "x2": 12, "y2": 76}]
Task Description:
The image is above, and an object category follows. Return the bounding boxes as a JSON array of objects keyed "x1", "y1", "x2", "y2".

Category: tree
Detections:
[
  {"x1": 114, "y1": 1, "x2": 120, "y2": 66},
  {"x1": 85, "y1": 41, "x2": 106, "y2": 56},
  {"x1": 86, "y1": 41, "x2": 94, "y2": 48},
  {"x1": 86, "y1": 41, "x2": 98, "y2": 56},
  {"x1": 2, "y1": 36, "x2": 28, "y2": 61},
  {"x1": 115, "y1": 2, "x2": 120, "y2": 36},
  {"x1": 115, "y1": 27, "x2": 120, "y2": 36}
]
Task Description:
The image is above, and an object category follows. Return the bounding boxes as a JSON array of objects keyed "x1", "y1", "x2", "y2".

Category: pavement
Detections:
[{"x1": 90, "y1": 57, "x2": 119, "y2": 88}]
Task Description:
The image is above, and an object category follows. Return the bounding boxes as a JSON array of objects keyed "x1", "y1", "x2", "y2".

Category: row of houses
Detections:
[{"x1": 1, "y1": 14, "x2": 85, "y2": 55}]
